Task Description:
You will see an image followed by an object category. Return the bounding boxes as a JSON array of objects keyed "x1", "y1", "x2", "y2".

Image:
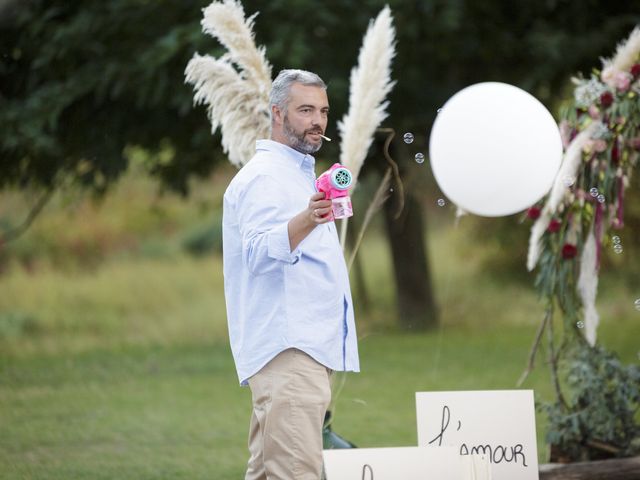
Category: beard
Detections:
[{"x1": 283, "y1": 115, "x2": 322, "y2": 154}]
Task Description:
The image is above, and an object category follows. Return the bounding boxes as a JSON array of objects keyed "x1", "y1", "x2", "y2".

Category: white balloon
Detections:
[{"x1": 429, "y1": 82, "x2": 563, "y2": 217}]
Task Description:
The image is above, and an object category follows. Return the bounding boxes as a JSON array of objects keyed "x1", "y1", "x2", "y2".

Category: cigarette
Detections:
[{"x1": 320, "y1": 134, "x2": 331, "y2": 142}]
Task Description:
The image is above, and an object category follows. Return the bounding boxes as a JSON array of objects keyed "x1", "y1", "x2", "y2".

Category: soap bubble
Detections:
[
  {"x1": 589, "y1": 187, "x2": 599, "y2": 197},
  {"x1": 612, "y1": 236, "x2": 621, "y2": 244},
  {"x1": 634, "y1": 299, "x2": 640, "y2": 311},
  {"x1": 576, "y1": 321, "x2": 585, "y2": 329},
  {"x1": 613, "y1": 244, "x2": 623, "y2": 254},
  {"x1": 437, "y1": 198, "x2": 446, "y2": 207},
  {"x1": 597, "y1": 194, "x2": 606, "y2": 203},
  {"x1": 415, "y1": 152, "x2": 425, "y2": 164},
  {"x1": 403, "y1": 132, "x2": 414, "y2": 144}
]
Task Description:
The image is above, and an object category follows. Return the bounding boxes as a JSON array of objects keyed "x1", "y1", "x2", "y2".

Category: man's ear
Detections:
[{"x1": 271, "y1": 105, "x2": 284, "y2": 125}]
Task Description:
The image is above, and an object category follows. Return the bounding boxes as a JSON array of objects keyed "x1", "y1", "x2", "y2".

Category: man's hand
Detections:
[
  {"x1": 307, "y1": 192, "x2": 334, "y2": 225},
  {"x1": 288, "y1": 192, "x2": 333, "y2": 251}
]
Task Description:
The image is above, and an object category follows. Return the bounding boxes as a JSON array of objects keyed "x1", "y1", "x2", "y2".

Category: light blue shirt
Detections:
[{"x1": 222, "y1": 139, "x2": 360, "y2": 385}]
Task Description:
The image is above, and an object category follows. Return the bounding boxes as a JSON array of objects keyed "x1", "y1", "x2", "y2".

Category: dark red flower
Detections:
[
  {"x1": 600, "y1": 91, "x2": 614, "y2": 108},
  {"x1": 547, "y1": 219, "x2": 562, "y2": 233},
  {"x1": 527, "y1": 206, "x2": 541, "y2": 219},
  {"x1": 611, "y1": 140, "x2": 619, "y2": 164},
  {"x1": 631, "y1": 63, "x2": 640, "y2": 78},
  {"x1": 562, "y1": 243, "x2": 578, "y2": 259}
]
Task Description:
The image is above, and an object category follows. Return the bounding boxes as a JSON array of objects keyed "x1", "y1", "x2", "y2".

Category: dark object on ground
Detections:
[{"x1": 323, "y1": 411, "x2": 356, "y2": 449}]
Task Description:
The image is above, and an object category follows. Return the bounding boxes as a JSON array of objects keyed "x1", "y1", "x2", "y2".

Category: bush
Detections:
[
  {"x1": 542, "y1": 344, "x2": 640, "y2": 462},
  {"x1": 181, "y1": 216, "x2": 222, "y2": 257},
  {"x1": 0, "y1": 311, "x2": 39, "y2": 339}
]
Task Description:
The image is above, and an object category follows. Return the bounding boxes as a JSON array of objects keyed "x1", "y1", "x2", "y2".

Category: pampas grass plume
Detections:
[
  {"x1": 185, "y1": 0, "x2": 271, "y2": 167},
  {"x1": 338, "y1": 6, "x2": 396, "y2": 185}
]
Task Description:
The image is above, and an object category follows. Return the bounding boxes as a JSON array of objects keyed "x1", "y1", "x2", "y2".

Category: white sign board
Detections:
[
  {"x1": 416, "y1": 390, "x2": 538, "y2": 480},
  {"x1": 323, "y1": 446, "x2": 491, "y2": 480}
]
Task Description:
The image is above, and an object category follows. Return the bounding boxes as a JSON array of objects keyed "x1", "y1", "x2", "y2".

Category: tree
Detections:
[{"x1": 1, "y1": 0, "x2": 221, "y2": 195}]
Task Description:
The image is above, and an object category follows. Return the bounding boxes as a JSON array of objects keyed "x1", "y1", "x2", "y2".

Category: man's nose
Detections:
[{"x1": 311, "y1": 110, "x2": 326, "y2": 126}]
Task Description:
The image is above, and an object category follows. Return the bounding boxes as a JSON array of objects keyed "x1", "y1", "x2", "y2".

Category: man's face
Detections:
[{"x1": 280, "y1": 83, "x2": 329, "y2": 154}]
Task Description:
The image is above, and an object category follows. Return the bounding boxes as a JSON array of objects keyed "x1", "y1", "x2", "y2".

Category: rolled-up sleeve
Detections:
[{"x1": 237, "y1": 175, "x2": 302, "y2": 275}]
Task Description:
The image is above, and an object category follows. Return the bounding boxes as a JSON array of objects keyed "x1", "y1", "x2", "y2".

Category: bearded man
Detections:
[{"x1": 222, "y1": 69, "x2": 360, "y2": 479}]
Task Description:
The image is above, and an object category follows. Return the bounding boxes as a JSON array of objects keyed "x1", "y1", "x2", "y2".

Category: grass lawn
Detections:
[
  {"x1": 1, "y1": 341, "x2": 247, "y2": 479},
  {"x1": 1, "y1": 329, "x2": 551, "y2": 479},
  {"x1": 1, "y1": 179, "x2": 638, "y2": 479},
  {"x1": 2, "y1": 322, "x2": 638, "y2": 479}
]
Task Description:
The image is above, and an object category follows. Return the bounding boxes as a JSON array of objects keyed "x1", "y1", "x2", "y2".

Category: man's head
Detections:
[{"x1": 270, "y1": 69, "x2": 329, "y2": 154}]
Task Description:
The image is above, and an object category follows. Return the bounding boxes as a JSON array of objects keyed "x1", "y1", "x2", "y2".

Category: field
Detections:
[{"x1": 1, "y1": 167, "x2": 638, "y2": 479}]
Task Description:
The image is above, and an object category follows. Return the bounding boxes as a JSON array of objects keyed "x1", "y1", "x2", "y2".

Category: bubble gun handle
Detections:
[{"x1": 315, "y1": 163, "x2": 354, "y2": 219}]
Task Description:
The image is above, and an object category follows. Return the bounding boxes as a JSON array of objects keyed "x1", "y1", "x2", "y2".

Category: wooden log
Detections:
[{"x1": 539, "y1": 456, "x2": 640, "y2": 480}]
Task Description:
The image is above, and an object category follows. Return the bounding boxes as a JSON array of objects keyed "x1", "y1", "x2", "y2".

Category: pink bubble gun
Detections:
[{"x1": 315, "y1": 163, "x2": 354, "y2": 219}]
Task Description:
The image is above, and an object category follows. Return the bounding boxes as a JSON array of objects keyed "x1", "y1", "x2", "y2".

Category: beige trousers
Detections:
[{"x1": 245, "y1": 348, "x2": 332, "y2": 480}]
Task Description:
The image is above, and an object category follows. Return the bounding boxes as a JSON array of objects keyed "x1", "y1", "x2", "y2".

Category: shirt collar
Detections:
[{"x1": 256, "y1": 139, "x2": 316, "y2": 173}]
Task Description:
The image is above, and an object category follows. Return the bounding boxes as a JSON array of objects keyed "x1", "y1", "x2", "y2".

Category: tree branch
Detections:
[
  {"x1": 377, "y1": 127, "x2": 404, "y2": 219},
  {"x1": 517, "y1": 307, "x2": 552, "y2": 387},
  {"x1": 0, "y1": 187, "x2": 55, "y2": 244},
  {"x1": 347, "y1": 167, "x2": 392, "y2": 272},
  {"x1": 547, "y1": 305, "x2": 568, "y2": 409}
]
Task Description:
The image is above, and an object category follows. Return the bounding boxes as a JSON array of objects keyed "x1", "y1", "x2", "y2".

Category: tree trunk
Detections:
[
  {"x1": 539, "y1": 456, "x2": 640, "y2": 480},
  {"x1": 382, "y1": 188, "x2": 438, "y2": 330}
]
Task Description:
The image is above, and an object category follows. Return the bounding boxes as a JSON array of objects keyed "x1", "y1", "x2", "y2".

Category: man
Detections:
[{"x1": 222, "y1": 69, "x2": 360, "y2": 479}]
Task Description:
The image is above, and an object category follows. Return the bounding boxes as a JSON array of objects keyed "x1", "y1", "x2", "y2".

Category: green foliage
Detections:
[
  {"x1": 0, "y1": 160, "x2": 225, "y2": 271},
  {"x1": 522, "y1": 30, "x2": 640, "y2": 462},
  {"x1": 542, "y1": 345, "x2": 640, "y2": 461},
  {"x1": 1, "y1": 0, "x2": 221, "y2": 194},
  {"x1": 534, "y1": 234, "x2": 584, "y2": 326},
  {"x1": 532, "y1": 60, "x2": 640, "y2": 323},
  {"x1": 3, "y1": 0, "x2": 638, "y2": 196},
  {"x1": 181, "y1": 216, "x2": 223, "y2": 257}
]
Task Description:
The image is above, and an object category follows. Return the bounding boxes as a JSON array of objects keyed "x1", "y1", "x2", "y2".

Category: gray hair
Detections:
[{"x1": 269, "y1": 69, "x2": 327, "y2": 117}]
